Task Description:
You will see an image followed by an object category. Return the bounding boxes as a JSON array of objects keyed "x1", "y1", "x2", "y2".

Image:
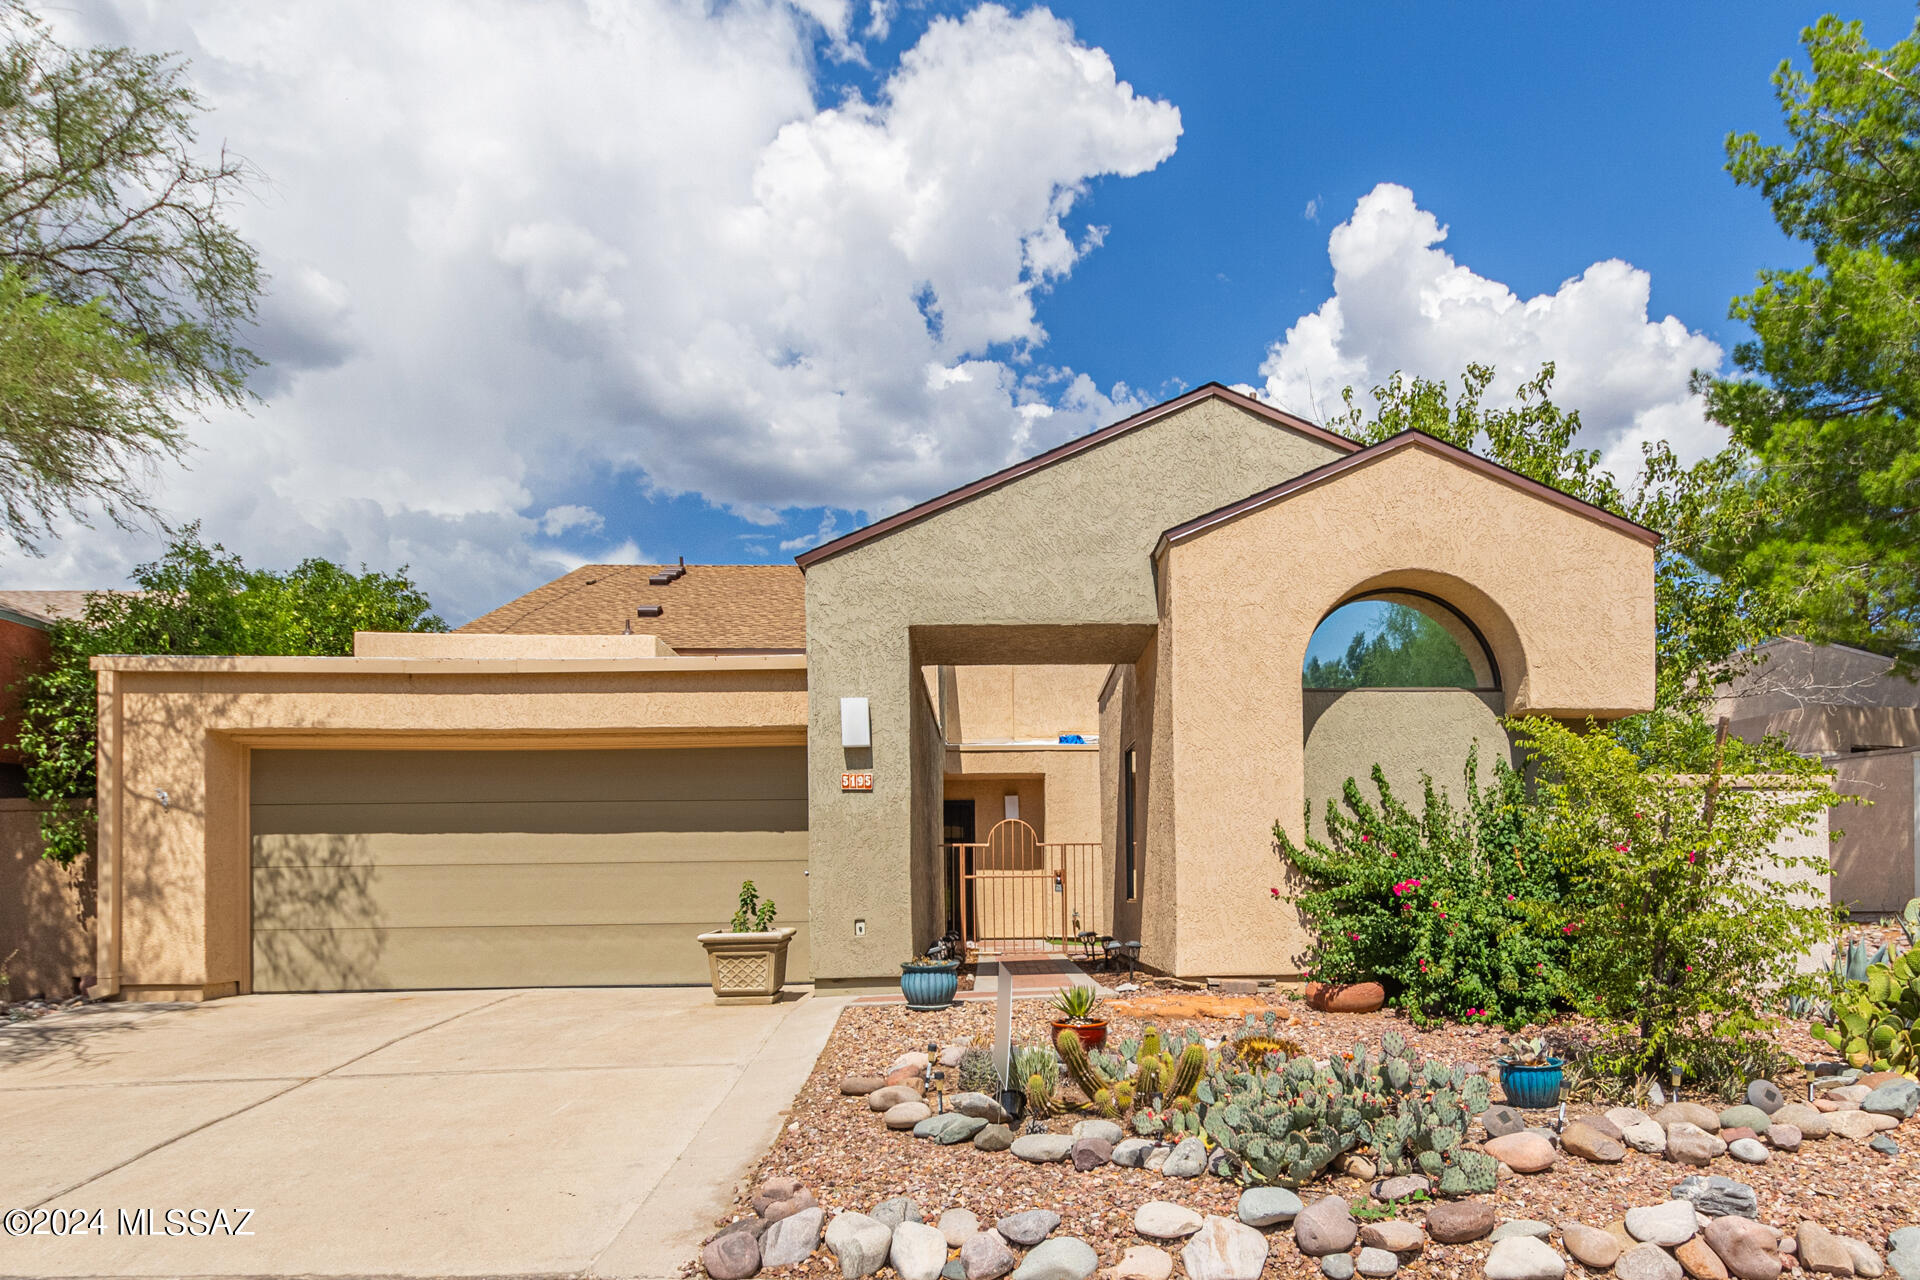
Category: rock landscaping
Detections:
[{"x1": 705, "y1": 990, "x2": 1918, "y2": 1280}]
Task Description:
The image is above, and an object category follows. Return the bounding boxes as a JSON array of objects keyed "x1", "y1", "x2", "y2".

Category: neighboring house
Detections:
[
  {"x1": 0, "y1": 590, "x2": 99, "y2": 797},
  {"x1": 82, "y1": 384, "x2": 1656, "y2": 1001},
  {"x1": 1716, "y1": 637, "x2": 1920, "y2": 915}
]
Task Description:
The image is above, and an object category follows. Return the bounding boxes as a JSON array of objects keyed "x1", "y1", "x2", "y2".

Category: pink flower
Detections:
[
  {"x1": 1686, "y1": 851, "x2": 1698, "y2": 863},
  {"x1": 1562, "y1": 923, "x2": 1578, "y2": 935},
  {"x1": 1505, "y1": 894, "x2": 1516, "y2": 901},
  {"x1": 1270, "y1": 887, "x2": 1280, "y2": 898},
  {"x1": 1613, "y1": 843, "x2": 1630, "y2": 853},
  {"x1": 1360, "y1": 833, "x2": 1372, "y2": 843}
]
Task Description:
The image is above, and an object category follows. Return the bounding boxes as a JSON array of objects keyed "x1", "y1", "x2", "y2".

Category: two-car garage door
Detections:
[{"x1": 248, "y1": 746, "x2": 807, "y2": 992}]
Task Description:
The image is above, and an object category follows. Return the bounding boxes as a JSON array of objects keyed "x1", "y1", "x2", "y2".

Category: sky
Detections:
[{"x1": 1, "y1": 1, "x2": 1907, "y2": 625}]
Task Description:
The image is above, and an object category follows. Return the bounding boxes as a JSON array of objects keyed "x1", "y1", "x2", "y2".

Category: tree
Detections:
[
  {"x1": 0, "y1": 3, "x2": 263, "y2": 551},
  {"x1": 1329, "y1": 363, "x2": 1777, "y2": 710},
  {"x1": 1303, "y1": 603, "x2": 1478, "y2": 689},
  {"x1": 14, "y1": 528, "x2": 444, "y2": 864},
  {"x1": 1705, "y1": 14, "x2": 1920, "y2": 669}
]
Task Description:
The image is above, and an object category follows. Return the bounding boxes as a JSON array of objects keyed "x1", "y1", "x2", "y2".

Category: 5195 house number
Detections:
[{"x1": 840, "y1": 772, "x2": 873, "y2": 791}]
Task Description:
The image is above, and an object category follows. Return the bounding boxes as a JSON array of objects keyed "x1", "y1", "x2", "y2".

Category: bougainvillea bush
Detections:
[{"x1": 1275, "y1": 749, "x2": 1571, "y2": 1028}]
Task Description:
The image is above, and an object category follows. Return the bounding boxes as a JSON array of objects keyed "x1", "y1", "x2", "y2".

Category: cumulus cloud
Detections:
[
  {"x1": 0, "y1": 1, "x2": 1177, "y2": 619},
  {"x1": 1260, "y1": 183, "x2": 1727, "y2": 478}
]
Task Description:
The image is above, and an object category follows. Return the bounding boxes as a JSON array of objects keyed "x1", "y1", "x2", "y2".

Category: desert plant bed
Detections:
[{"x1": 707, "y1": 985, "x2": 1918, "y2": 1280}]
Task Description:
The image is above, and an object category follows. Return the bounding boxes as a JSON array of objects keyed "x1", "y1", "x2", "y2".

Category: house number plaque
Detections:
[{"x1": 841, "y1": 771, "x2": 874, "y2": 791}]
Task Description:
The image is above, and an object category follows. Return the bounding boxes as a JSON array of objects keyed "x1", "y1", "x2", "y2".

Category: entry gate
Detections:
[{"x1": 945, "y1": 819, "x2": 1102, "y2": 954}]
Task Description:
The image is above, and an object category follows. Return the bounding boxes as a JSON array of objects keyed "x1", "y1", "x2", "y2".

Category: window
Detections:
[
  {"x1": 1302, "y1": 592, "x2": 1498, "y2": 691},
  {"x1": 1123, "y1": 746, "x2": 1138, "y2": 901}
]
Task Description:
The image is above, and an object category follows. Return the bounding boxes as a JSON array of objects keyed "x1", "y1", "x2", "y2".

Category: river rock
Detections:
[
  {"x1": 1702, "y1": 1217, "x2": 1780, "y2": 1280},
  {"x1": 1113, "y1": 1246, "x2": 1173, "y2": 1280},
  {"x1": 889, "y1": 1051, "x2": 931, "y2": 1074},
  {"x1": 1797, "y1": 1223, "x2": 1856, "y2": 1277},
  {"x1": 1679, "y1": 1237, "x2": 1731, "y2": 1280},
  {"x1": 1357, "y1": 1248, "x2": 1400, "y2": 1277},
  {"x1": 974, "y1": 1124, "x2": 1014, "y2": 1152},
  {"x1": 951, "y1": 1093, "x2": 1008, "y2": 1123},
  {"x1": 996, "y1": 1210, "x2": 1061, "y2": 1247},
  {"x1": 841, "y1": 1075, "x2": 886, "y2": 1096},
  {"x1": 1864, "y1": 1079, "x2": 1920, "y2": 1119},
  {"x1": 1426, "y1": 1199, "x2": 1497, "y2": 1243},
  {"x1": 1830, "y1": 1084, "x2": 1872, "y2": 1103},
  {"x1": 1485, "y1": 1236, "x2": 1567, "y2": 1280},
  {"x1": 870, "y1": 1085, "x2": 923, "y2": 1111},
  {"x1": 1618, "y1": 1243, "x2": 1685, "y2": 1280},
  {"x1": 1011, "y1": 1237, "x2": 1098, "y2": 1280},
  {"x1": 1565, "y1": 1120, "x2": 1628, "y2": 1163},
  {"x1": 962, "y1": 1231, "x2": 1017, "y2": 1280},
  {"x1": 1238, "y1": 1186, "x2": 1303, "y2": 1227},
  {"x1": 1294, "y1": 1196, "x2": 1358, "y2": 1257},
  {"x1": 1071, "y1": 1136, "x2": 1112, "y2": 1170},
  {"x1": 1072, "y1": 1118, "x2": 1124, "y2": 1144},
  {"x1": 1483, "y1": 1104, "x2": 1529, "y2": 1138},
  {"x1": 887, "y1": 1101, "x2": 932, "y2": 1130},
  {"x1": 706, "y1": 1229, "x2": 762, "y2": 1280},
  {"x1": 1841, "y1": 1239, "x2": 1884, "y2": 1278},
  {"x1": 1666, "y1": 1123, "x2": 1727, "y2": 1166},
  {"x1": 764, "y1": 1190, "x2": 818, "y2": 1225},
  {"x1": 826, "y1": 1212, "x2": 894, "y2": 1280},
  {"x1": 1628, "y1": 1202, "x2": 1700, "y2": 1247},
  {"x1": 1564, "y1": 1222, "x2": 1624, "y2": 1269},
  {"x1": 1011, "y1": 1134, "x2": 1073, "y2": 1164},
  {"x1": 885, "y1": 1065, "x2": 927, "y2": 1088},
  {"x1": 938, "y1": 1042, "x2": 969, "y2": 1067},
  {"x1": 761, "y1": 1206, "x2": 826, "y2": 1268},
  {"x1": 1362, "y1": 1220, "x2": 1426, "y2": 1254},
  {"x1": 1182, "y1": 1216, "x2": 1269, "y2": 1280},
  {"x1": 1135, "y1": 1201, "x2": 1204, "y2": 1241},
  {"x1": 891, "y1": 1223, "x2": 950, "y2": 1280},
  {"x1": 1486, "y1": 1132, "x2": 1558, "y2": 1173},
  {"x1": 1372, "y1": 1175, "x2": 1430, "y2": 1203},
  {"x1": 1670, "y1": 1176, "x2": 1757, "y2": 1220},
  {"x1": 1720, "y1": 1105, "x2": 1772, "y2": 1134},
  {"x1": 1322, "y1": 1256, "x2": 1355, "y2": 1280},
  {"x1": 1162, "y1": 1137, "x2": 1207, "y2": 1178},
  {"x1": 1113, "y1": 1137, "x2": 1155, "y2": 1167},
  {"x1": 1493, "y1": 1221, "x2": 1555, "y2": 1242},
  {"x1": 872, "y1": 1199, "x2": 924, "y2": 1230},
  {"x1": 1745, "y1": 1081, "x2": 1785, "y2": 1115},
  {"x1": 1770, "y1": 1103, "x2": 1831, "y2": 1139},
  {"x1": 1767, "y1": 1124, "x2": 1802, "y2": 1151},
  {"x1": 1872, "y1": 1134, "x2": 1901, "y2": 1155},
  {"x1": 938, "y1": 1115, "x2": 989, "y2": 1145},
  {"x1": 1728, "y1": 1138, "x2": 1769, "y2": 1164},
  {"x1": 1624, "y1": 1120, "x2": 1669, "y2": 1154},
  {"x1": 1830, "y1": 1109, "x2": 1885, "y2": 1140},
  {"x1": 935, "y1": 1210, "x2": 981, "y2": 1248},
  {"x1": 1657, "y1": 1103, "x2": 1723, "y2": 1133}
]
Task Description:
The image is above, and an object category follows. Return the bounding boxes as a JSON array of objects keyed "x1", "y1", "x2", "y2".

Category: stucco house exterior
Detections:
[{"x1": 75, "y1": 384, "x2": 1657, "y2": 1001}]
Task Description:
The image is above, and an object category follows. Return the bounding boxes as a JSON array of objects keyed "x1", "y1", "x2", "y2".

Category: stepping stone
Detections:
[
  {"x1": 1011, "y1": 1237, "x2": 1098, "y2": 1280},
  {"x1": 1181, "y1": 1216, "x2": 1268, "y2": 1280},
  {"x1": 1238, "y1": 1186, "x2": 1303, "y2": 1227},
  {"x1": 1134, "y1": 1201, "x2": 1204, "y2": 1241},
  {"x1": 1485, "y1": 1236, "x2": 1567, "y2": 1280}
]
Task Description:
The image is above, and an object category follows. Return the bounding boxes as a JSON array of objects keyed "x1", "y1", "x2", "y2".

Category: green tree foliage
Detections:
[
  {"x1": 1303, "y1": 603, "x2": 1478, "y2": 689},
  {"x1": 14, "y1": 528, "x2": 444, "y2": 864},
  {"x1": 1515, "y1": 715, "x2": 1835, "y2": 1077},
  {"x1": 1275, "y1": 750, "x2": 1570, "y2": 1028},
  {"x1": 0, "y1": 3, "x2": 263, "y2": 550},
  {"x1": 1330, "y1": 363, "x2": 1778, "y2": 710},
  {"x1": 1704, "y1": 15, "x2": 1920, "y2": 669}
]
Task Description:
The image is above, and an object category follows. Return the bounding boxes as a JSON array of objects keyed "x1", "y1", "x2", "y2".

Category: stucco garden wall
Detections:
[
  {"x1": 804, "y1": 395, "x2": 1351, "y2": 984},
  {"x1": 1302, "y1": 689, "x2": 1512, "y2": 837},
  {"x1": 1157, "y1": 441, "x2": 1656, "y2": 978},
  {"x1": 1827, "y1": 747, "x2": 1920, "y2": 915},
  {"x1": 90, "y1": 652, "x2": 808, "y2": 1000},
  {"x1": 0, "y1": 800, "x2": 94, "y2": 998}
]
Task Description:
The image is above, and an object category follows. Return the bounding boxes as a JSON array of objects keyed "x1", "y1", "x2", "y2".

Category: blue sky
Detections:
[{"x1": 4, "y1": 1, "x2": 1908, "y2": 623}]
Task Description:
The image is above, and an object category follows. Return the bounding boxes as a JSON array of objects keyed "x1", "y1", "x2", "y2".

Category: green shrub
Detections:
[{"x1": 1276, "y1": 749, "x2": 1569, "y2": 1028}]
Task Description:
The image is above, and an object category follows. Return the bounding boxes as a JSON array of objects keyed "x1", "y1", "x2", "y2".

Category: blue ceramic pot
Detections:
[
  {"x1": 900, "y1": 961, "x2": 960, "y2": 1010},
  {"x1": 1497, "y1": 1058, "x2": 1565, "y2": 1109}
]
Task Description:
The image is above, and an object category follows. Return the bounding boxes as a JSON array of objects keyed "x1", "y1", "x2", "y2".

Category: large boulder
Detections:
[
  {"x1": 1294, "y1": 1197, "x2": 1358, "y2": 1257},
  {"x1": 1181, "y1": 1216, "x2": 1269, "y2": 1280}
]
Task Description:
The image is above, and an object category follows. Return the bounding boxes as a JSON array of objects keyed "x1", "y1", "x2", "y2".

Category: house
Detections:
[
  {"x1": 1716, "y1": 637, "x2": 1920, "y2": 915},
  {"x1": 80, "y1": 384, "x2": 1655, "y2": 1000}
]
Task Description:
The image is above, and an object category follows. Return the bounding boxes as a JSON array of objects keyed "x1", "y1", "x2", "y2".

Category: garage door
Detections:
[{"x1": 249, "y1": 746, "x2": 807, "y2": 992}]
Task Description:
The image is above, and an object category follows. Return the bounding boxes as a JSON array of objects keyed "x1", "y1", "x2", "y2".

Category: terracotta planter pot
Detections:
[
  {"x1": 1305, "y1": 980, "x2": 1386, "y2": 1013},
  {"x1": 1052, "y1": 1018, "x2": 1108, "y2": 1051}
]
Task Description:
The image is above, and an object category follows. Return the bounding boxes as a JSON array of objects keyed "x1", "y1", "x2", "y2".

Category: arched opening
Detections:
[{"x1": 1302, "y1": 591, "x2": 1499, "y2": 691}]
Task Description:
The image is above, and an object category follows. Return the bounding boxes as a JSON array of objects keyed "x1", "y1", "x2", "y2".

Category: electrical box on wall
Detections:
[{"x1": 840, "y1": 697, "x2": 871, "y2": 749}]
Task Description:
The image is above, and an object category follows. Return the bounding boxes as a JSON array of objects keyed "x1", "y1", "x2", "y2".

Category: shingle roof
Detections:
[
  {"x1": 0, "y1": 590, "x2": 111, "y2": 625},
  {"x1": 458, "y1": 564, "x2": 806, "y2": 650}
]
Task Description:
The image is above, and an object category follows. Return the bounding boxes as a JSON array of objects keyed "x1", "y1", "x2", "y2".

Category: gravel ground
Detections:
[{"x1": 721, "y1": 982, "x2": 1918, "y2": 1277}]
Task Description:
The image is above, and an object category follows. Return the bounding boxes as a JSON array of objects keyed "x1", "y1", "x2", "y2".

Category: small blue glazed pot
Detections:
[
  {"x1": 1497, "y1": 1057, "x2": 1565, "y2": 1109},
  {"x1": 900, "y1": 960, "x2": 960, "y2": 1010}
]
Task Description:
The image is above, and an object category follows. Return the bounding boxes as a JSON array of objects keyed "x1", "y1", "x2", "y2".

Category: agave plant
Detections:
[{"x1": 1050, "y1": 983, "x2": 1104, "y2": 1024}]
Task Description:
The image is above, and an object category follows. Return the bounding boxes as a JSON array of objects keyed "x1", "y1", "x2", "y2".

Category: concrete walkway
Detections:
[{"x1": 0, "y1": 986, "x2": 844, "y2": 1278}]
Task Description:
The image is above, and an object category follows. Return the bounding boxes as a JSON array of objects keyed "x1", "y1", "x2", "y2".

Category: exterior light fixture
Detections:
[{"x1": 840, "y1": 697, "x2": 871, "y2": 749}]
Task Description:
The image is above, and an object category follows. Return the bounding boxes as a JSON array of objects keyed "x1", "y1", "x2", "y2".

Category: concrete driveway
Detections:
[{"x1": 0, "y1": 987, "x2": 843, "y2": 1279}]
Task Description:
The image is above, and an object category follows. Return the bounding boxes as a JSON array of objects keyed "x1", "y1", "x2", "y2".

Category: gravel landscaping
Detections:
[{"x1": 702, "y1": 983, "x2": 1917, "y2": 1280}]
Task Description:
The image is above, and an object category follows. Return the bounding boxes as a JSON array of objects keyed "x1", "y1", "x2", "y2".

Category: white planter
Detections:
[{"x1": 696, "y1": 927, "x2": 797, "y2": 1004}]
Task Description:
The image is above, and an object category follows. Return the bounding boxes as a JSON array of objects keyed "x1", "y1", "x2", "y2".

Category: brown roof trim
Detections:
[
  {"x1": 1154, "y1": 430, "x2": 1663, "y2": 556},
  {"x1": 795, "y1": 383, "x2": 1360, "y2": 569}
]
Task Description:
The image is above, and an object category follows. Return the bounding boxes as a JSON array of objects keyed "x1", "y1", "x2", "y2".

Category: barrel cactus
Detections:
[{"x1": 956, "y1": 1046, "x2": 1000, "y2": 1095}]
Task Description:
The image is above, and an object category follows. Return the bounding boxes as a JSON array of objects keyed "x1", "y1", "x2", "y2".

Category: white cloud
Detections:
[
  {"x1": 537, "y1": 505, "x2": 605, "y2": 538},
  {"x1": 1, "y1": 1, "x2": 1177, "y2": 620},
  {"x1": 1260, "y1": 183, "x2": 1727, "y2": 479}
]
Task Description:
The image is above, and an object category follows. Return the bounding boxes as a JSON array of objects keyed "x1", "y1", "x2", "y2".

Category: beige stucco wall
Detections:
[
  {"x1": 1157, "y1": 441, "x2": 1655, "y2": 977},
  {"x1": 90, "y1": 653, "x2": 807, "y2": 1000},
  {"x1": 354, "y1": 632, "x2": 679, "y2": 659},
  {"x1": 804, "y1": 396, "x2": 1351, "y2": 984},
  {"x1": 938, "y1": 665, "x2": 1106, "y2": 742},
  {"x1": 0, "y1": 800, "x2": 94, "y2": 998},
  {"x1": 1302, "y1": 690, "x2": 1512, "y2": 838}
]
